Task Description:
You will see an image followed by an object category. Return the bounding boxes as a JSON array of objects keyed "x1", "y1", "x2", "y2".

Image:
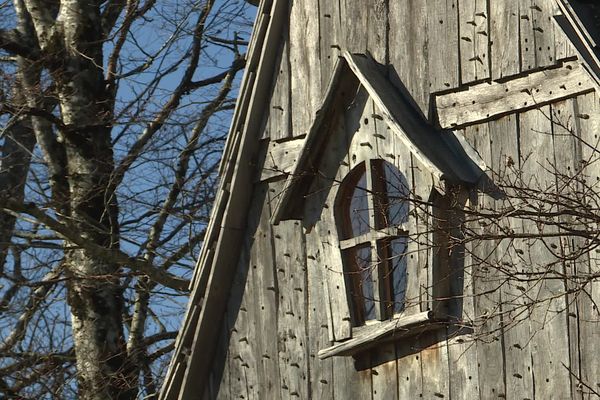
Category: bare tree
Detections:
[{"x1": 0, "y1": 0, "x2": 253, "y2": 398}]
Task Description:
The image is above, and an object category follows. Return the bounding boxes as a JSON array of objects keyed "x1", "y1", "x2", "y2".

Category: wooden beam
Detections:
[
  {"x1": 435, "y1": 60, "x2": 595, "y2": 129},
  {"x1": 259, "y1": 136, "x2": 305, "y2": 181},
  {"x1": 317, "y1": 311, "x2": 441, "y2": 359}
]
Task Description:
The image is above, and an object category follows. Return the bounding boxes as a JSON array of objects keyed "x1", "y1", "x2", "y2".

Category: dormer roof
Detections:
[{"x1": 272, "y1": 52, "x2": 486, "y2": 223}]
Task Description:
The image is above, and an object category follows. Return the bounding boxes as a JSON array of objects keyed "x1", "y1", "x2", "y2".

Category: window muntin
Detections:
[{"x1": 337, "y1": 159, "x2": 410, "y2": 326}]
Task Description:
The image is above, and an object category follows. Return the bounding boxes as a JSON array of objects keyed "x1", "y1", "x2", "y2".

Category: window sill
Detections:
[{"x1": 317, "y1": 311, "x2": 445, "y2": 359}]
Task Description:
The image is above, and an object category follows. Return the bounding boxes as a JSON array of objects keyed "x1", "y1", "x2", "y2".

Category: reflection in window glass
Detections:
[
  {"x1": 383, "y1": 161, "x2": 410, "y2": 226},
  {"x1": 390, "y1": 237, "x2": 408, "y2": 314},
  {"x1": 349, "y1": 171, "x2": 370, "y2": 238},
  {"x1": 345, "y1": 246, "x2": 376, "y2": 323}
]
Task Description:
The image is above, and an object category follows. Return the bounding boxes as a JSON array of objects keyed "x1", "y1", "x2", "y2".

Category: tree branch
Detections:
[{"x1": 1, "y1": 199, "x2": 190, "y2": 291}]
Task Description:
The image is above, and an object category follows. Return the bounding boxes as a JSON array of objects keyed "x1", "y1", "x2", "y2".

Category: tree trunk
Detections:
[{"x1": 51, "y1": 1, "x2": 134, "y2": 398}]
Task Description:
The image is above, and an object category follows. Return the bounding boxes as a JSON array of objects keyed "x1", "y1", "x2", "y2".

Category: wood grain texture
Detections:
[
  {"x1": 251, "y1": 185, "x2": 282, "y2": 400},
  {"x1": 552, "y1": 98, "x2": 585, "y2": 400},
  {"x1": 464, "y1": 123, "x2": 507, "y2": 400},
  {"x1": 304, "y1": 228, "x2": 334, "y2": 399},
  {"x1": 519, "y1": 105, "x2": 572, "y2": 400},
  {"x1": 318, "y1": 0, "x2": 343, "y2": 91},
  {"x1": 427, "y1": 0, "x2": 460, "y2": 92},
  {"x1": 459, "y1": 0, "x2": 490, "y2": 84},
  {"x1": 436, "y1": 60, "x2": 594, "y2": 129},
  {"x1": 575, "y1": 91, "x2": 600, "y2": 399},
  {"x1": 260, "y1": 137, "x2": 305, "y2": 181},
  {"x1": 267, "y1": 32, "x2": 291, "y2": 140},
  {"x1": 289, "y1": 0, "x2": 321, "y2": 137},
  {"x1": 490, "y1": 1, "x2": 520, "y2": 79},
  {"x1": 272, "y1": 215, "x2": 310, "y2": 399},
  {"x1": 388, "y1": 0, "x2": 430, "y2": 116},
  {"x1": 490, "y1": 115, "x2": 535, "y2": 400}
]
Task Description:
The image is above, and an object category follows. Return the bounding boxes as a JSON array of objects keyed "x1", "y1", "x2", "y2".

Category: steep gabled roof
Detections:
[
  {"x1": 555, "y1": 0, "x2": 600, "y2": 88},
  {"x1": 159, "y1": 0, "x2": 288, "y2": 398},
  {"x1": 160, "y1": 1, "x2": 600, "y2": 398},
  {"x1": 272, "y1": 51, "x2": 486, "y2": 223}
]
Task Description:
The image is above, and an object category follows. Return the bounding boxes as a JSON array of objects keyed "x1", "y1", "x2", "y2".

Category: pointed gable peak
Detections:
[{"x1": 272, "y1": 51, "x2": 486, "y2": 224}]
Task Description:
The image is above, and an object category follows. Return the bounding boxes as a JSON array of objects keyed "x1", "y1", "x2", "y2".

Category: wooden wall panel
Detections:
[
  {"x1": 250, "y1": 185, "x2": 282, "y2": 399},
  {"x1": 519, "y1": 105, "x2": 572, "y2": 399},
  {"x1": 427, "y1": 0, "x2": 460, "y2": 92},
  {"x1": 272, "y1": 216, "x2": 310, "y2": 399},
  {"x1": 463, "y1": 123, "x2": 508, "y2": 399},
  {"x1": 366, "y1": 0, "x2": 388, "y2": 64},
  {"x1": 491, "y1": 115, "x2": 535, "y2": 399},
  {"x1": 341, "y1": 0, "x2": 368, "y2": 54},
  {"x1": 319, "y1": 0, "x2": 343, "y2": 91},
  {"x1": 289, "y1": 0, "x2": 321, "y2": 137},
  {"x1": 305, "y1": 229, "x2": 334, "y2": 399},
  {"x1": 552, "y1": 99, "x2": 583, "y2": 399},
  {"x1": 575, "y1": 91, "x2": 600, "y2": 399},
  {"x1": 267, "y1": 33, "x2": 291, "y2": 141},
  {"x1": 490, "y1": 1, "x2": 520, "y2": 80},
  {"x1": 458, "y1": 0, "x2": 490, "y2": 84},
  {"x1": 388, "y1": 0, "x2": 430, "y2": 116}
]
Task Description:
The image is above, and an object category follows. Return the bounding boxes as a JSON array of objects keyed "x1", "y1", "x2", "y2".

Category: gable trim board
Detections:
[
  {"x1": 160, "y1": 1, "x2": 600, "y2": 398},
  {"x1": 159, "y1": 0, "x2": 288, "y2": 398},
  {"x1": 554, "y1": 0, "x2": 600, "y2": 90}
]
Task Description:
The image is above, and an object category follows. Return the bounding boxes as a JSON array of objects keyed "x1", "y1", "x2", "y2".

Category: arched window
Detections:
[{"x1": 336, "y1": 159, "x2": 411, "y2": 326}]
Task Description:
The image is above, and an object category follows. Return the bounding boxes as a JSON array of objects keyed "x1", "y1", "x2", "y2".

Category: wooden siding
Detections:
[
  {"x1": 261, "y1": 0, "x2": 577, "y2": 139},
  {"x1": 209, "y1": 94, "x2": 600, "y2": 400},
  {"x1": 204, "y1": 1, "x2": 599, "y2": 399}
]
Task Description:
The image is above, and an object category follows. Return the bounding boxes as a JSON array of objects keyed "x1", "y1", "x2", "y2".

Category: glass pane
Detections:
[
  {"x1": 382, "y1": 161, "x2": 410, "y2": 226},
  {"x1": 344, "y1": 245, "x2": 376, "y2": 324},
  {"x1": 390, "y1": 237, "x2": 408, "y2": 314},
  {"x1": 349, "y1": 171, "x2": 370, "y2": 237}
]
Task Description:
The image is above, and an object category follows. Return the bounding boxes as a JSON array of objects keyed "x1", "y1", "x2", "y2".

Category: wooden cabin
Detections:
[{"x1": 161, "y1": 1, "x2": 600, "y2": 399}]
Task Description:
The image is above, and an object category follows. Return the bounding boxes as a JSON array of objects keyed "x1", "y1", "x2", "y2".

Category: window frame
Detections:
[
  {"x1": 336, "y1": 159, "x2": 411, "y2": 326},
  {"x1": 318, "y1": 158, "x2": 449, "y2": 360}
]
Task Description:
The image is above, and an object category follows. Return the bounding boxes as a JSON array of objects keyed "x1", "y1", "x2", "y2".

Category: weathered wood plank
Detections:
[
  {"x1": 388, "y1": 0, "x2": 430, "y2": 116},
  {"x1": 249, "y1": 185, "x2": 282, "y2": 400},
  {"x1": 490, "y1": 1, "x2": 520, "y2": 79},
  {"x1": 371, "y1": 352, "x2": 398, "y2": 400},
  {"x1": 272, "y1": 215, "x2": 309, "y2": 400},
  {"x1": 436, "y1": 60, "x2": 594, "y2": 129},
  {"x1": 575, "y1": 91, "x2": 600, "y2": 399},
  {"x1": 267, "y1": 30, "x2": 291, "y2": 141},
  {"x1": 490, "y1": 115, "x2": 535, "y2": 400},
  {"x1": 213, "y1": 315, "x2": 231, "y2": 400},
  {"x1": 259, "y1": 137, "x2": 305, "y2": 181},
  {"x1": 341, "y1": 0, "x2": 368, "y2": 54},
  {"x1": 289, "y1": 0, "x2": 321, "y2": 137},
  {"x1": 318, "y1": 311, "x2": 437, "y2": 359},
  {"x1": 464, "y1": 123, "x2": 507, "y2": 399},
  {"x1": 447, "y1": 332, "x2": 480, "y2": 400},
  {"x1": 304, "y1": 227, "x2": 334, "y2": 400},
  {"x1": 411, "y1": 154, "x2": 435, "y2": 314},
  {"x1": 420, "y1": 331, "x2": 450, "y2": 400},
  {"x1": 427, "y1": 0, "x2": 460, "y2": 92},
  {"x1": 520, "y1": 0, "x2": 537, "y2": 71},
  {"x1": 318, "y1": 0, "x2": 343, "y2": 91},
  {"x1": 531, "y1": 0, "x2": 557, "y2": 69},
  {"x1": 519, "y1": 105, "x2": 572, "y2": 399},
  {"x1": 366, "y1": 0, "x2": 388, "y2": 64},
  {"x1": 396, "y1": 341, "x2": 423, "y2": 399},
  {"x1": 552, "y1": 98, "x2": 584, "y2": 400},
  {"x1": 458, "y1": 0, "x2": 490, "y2": 84}
]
